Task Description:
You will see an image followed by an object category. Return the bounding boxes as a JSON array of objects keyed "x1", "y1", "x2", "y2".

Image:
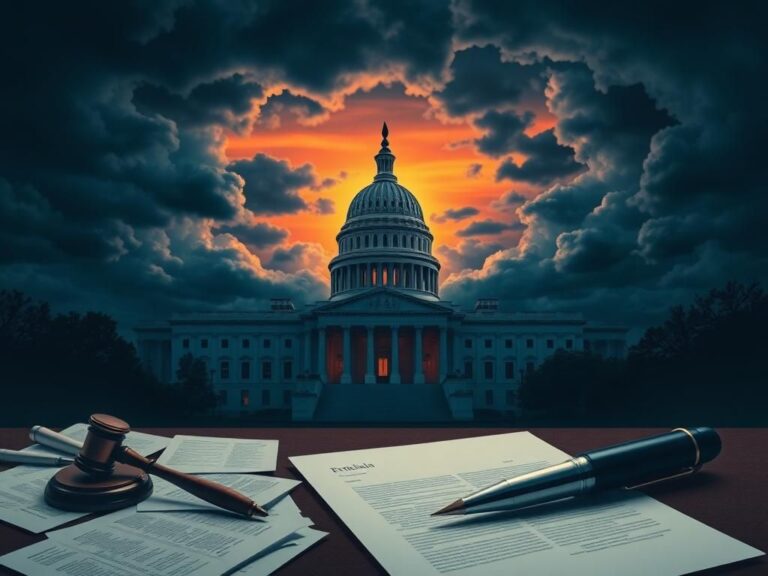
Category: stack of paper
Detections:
[{"x1": 0, "y1": 429, "x2": 325, "y2": 576}]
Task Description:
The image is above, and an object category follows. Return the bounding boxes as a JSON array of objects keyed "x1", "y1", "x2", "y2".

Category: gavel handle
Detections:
[{"x1": 115, "y1": 447, "x2": 267, "y2": 518}]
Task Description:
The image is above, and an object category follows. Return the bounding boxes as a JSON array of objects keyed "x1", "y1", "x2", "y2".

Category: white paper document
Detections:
[
  {"x1": 0, "y1": 424, "x2": 169, "y2": 533},
  {"x1": 0, "y1": 496, "x2": 311, "y2": 576},
  {"x1": 237, "y1": 527, "x2": 328, "y2": 575},
  {"x1": 155, "y1": 434, "x2": 279, "y2": 473},
  {"x1": 291, "y1": 432, "x2": 763, "y2": 576},
  {"x1": 137, "y1": 472, "x2": 300, "y2": 513}
]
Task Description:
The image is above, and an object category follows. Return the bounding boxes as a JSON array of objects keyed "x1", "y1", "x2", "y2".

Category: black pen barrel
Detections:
[{"x1": 581, "y1": 427, "x2": 721, "y2": 490}]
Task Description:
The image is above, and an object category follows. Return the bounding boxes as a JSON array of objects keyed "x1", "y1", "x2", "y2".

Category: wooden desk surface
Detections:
[{"x1": 0, "y1": 427, "x2": 765, "y2": 575}]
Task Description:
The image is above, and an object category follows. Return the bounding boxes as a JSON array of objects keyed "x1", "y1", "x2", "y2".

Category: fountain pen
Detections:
[{"x1": 433, "y1": 427, "x2": 721, "y2": 516}]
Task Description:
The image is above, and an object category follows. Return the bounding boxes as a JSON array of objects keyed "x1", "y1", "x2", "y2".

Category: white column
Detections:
[
  {"x1": 439, "y1": 326, "x2": 447, "y2": 382},
  {"x1": 318, "y1": 327, "x2": 326, "y2": 382},
  {"x1": 414, "y1": 326, "x2": 425, "y2": 384},
  {"x1": 341, "y1": 325, "x2": 351, "y2": 384},
  {"x1": 390, "y1": 326, "x2": 400, "y2": 384},
  {"x1": 365, "y1": 326, "x2": 375, "y2": 383}
]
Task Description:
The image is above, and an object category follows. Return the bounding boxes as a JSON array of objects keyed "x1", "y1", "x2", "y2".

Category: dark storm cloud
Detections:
[
  {"x1": 437, "y1": 239, "x2": 504, "y2": 273},
  {"x1": 313, "y1": 198, "x2": 336, "y2": 215},
  {"x1": 492, "y1": 191, "x2": 527, "y2": 210},
  {"x1": 257, "y1": 90, "x2": 328, "y2": 128},
  {"x1": 466, "y1": 163, "x2": 483, "y2": 178},
  {"x1": 431, "y1": 206, "x2": 480, "y2": 224},
  {"x1": 456, "y1": 219, "x2": 525, "y2": 237},
  {"x1": 440, "y1": 0, "x2": 768, "y2": 331},
  {"x1": 134, "y1": 0, "x2": 453, "y2": 92},
  {"x1": 474, "y1": 110, "x2": 584, "y2": 185},
  {"x1": 434, "y1": 45, "x2": 545, "y2": 116},
  {"x1": 133, "y1": 74, "x2": 263, "y2": 131},
  {"x1": 265, "y1": 243, "x2": 326, "y2": 275},
  {"x1": 215, "y1": 222, "x2": 289, "y2": 250},
  {"x1": 228, "y1": 154, "x2": 317, "y2": 215}
]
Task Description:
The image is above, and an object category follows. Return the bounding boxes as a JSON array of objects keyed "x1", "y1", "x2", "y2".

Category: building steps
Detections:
[{"x1": 313, "y1": 383, "x2": 453, "y2": 422}]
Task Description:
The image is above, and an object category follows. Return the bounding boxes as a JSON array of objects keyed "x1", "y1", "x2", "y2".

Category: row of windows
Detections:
[
  {"x1": 183, "y1": 337, "x2": 293, "y2": 350},
  {"x1": 462, "y1": 359, "x2": 535, "y2": 380},
  {"x1": 218, "y1": 359, "x2": 293, "y2": 380},
  {"x1": 338, "y1": 232, "x2": 431, "y2": 254},
  {"x1": 464, "y1": 337, "x2": 574, "y2": 350},
  {"x1": 219, "y1": 389, "x2": 292, "y2": 409}
]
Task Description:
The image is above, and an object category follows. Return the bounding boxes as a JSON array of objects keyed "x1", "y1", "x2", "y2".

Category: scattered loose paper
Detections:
[
  {"x1": 155, "y1": 434, "x2": 278, "y2": 473},
  {"x1": 291, "y1": 432, "x2": 763, "y2": 576},
  {"x1": 137, "y1": 472, "x2": 300, "y2": 513},
  {"x1": 0, "y1": 424, "x2": 169, "y2": 533},
  {"x1": 237, "y1": 527, "x2": 328, "y2": 575}
]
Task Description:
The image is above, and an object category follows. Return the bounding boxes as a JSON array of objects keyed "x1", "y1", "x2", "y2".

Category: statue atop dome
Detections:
[{"x1": 375, "y1": 121, "x2": 396, "y2": 181}]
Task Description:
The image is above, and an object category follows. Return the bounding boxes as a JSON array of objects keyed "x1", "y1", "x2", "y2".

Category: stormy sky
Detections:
[{"x1": 1, "y1": 1, "x2": 765, "y2": 337}]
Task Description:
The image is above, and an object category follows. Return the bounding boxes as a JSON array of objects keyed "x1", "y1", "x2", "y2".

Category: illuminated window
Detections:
[
  {"x1": 377, "y1": 357, "x2": 389, "y2": 377},
  {"x1": 241, "y1": 390, "x2": 249, "y2": 407}
]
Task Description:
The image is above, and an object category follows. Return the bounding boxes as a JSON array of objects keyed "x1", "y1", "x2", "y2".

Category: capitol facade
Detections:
[{"x1": 136, "y1": 125, "x2": 626, "y2": 421}]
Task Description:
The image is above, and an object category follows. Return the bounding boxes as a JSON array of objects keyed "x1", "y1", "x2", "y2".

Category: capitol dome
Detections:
[{"x1": 328, "y1": 123, "x2": 440, "y2": 300}]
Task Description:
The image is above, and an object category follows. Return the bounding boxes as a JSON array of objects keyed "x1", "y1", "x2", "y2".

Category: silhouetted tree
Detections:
[
  {"x1": 175, "y1": 353, "x2": 217, "y2": 415},
  {"x1": 519, "y1": 351, "x2": 626, "y2": 421}
]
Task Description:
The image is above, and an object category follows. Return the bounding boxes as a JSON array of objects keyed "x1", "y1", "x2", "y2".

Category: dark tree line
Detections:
[
  {"x1": 519, "y1": 282, "x2": 768, "y2": 425},
  {"x1": 0, "y1": 291, "x2": 217, "y2": 426}
]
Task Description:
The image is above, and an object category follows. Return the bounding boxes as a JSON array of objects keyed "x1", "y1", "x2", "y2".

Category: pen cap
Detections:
[
  {"x1": 689, "y1": 427, "x2": 721, "y2": 464},
  {"x1": 582, "y1": 427, "x2": 722, "y2": 490}
]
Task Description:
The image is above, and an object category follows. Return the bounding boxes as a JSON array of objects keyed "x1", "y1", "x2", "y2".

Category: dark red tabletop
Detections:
[{"x1": 0, "y1": 427, "x2": 765, "y2": 575}]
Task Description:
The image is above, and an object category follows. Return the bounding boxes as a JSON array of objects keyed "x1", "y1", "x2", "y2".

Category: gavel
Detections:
[{"x1": 36, "y1": 414, "x2": 267, "y2": 518}]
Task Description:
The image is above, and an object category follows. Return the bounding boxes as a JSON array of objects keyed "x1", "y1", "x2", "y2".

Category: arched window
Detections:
[
  {"x1": 365, "y1": 235, "x2": 370, "y2": 247},
  {"x1": 393, "y1": 235, "x2": 398, "y2": 247},
  {"x1": 383, "y1": 235, "x2": 389, "y2": 247},
  {"x1": 410, "y1": 236, "x2": 415, "y2": 249},
  {"x1": 356, "y1": 236, "x2": 360, "y2": 249},
  {"x1": 373, "y1": 235, "x2": 378, "y2": 247}
]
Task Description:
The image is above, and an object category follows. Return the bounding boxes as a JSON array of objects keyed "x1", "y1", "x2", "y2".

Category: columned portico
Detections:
[
  {"x1": 390, "y1": 326, "x2": 401, "y2": 384},
  {"x1": 341, "y1": 326, "x2": 351, "y2": 384},
  {"x1": 414, "y1": 325, "x2": 424, "y2": 384}
]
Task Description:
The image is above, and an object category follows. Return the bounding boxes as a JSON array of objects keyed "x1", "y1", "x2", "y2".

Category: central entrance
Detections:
[{"x1": 374, "y1": 327, "x2": 391, "y2": 383}]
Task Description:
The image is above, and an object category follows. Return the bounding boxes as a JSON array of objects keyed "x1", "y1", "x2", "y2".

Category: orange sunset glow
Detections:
[{"x1": 225, "y1": 83, "x2": 555, "y2": 276}]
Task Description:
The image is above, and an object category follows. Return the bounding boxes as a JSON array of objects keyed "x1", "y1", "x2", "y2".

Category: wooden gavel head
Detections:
[{"x1": 75, "y1": 414, "x2": 130, "y2": 479}]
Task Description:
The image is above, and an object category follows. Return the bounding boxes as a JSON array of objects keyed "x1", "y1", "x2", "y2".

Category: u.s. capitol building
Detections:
[{"x1": 136, "y1": 125, "x2": 626, "y2": 421}]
